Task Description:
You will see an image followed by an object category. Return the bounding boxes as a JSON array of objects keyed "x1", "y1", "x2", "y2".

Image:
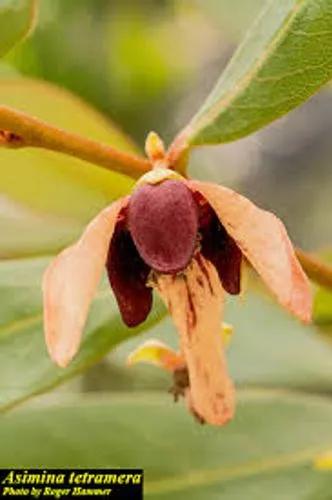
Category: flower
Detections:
[{"x1": 43, "y1": 132, "x2": 312, "y2": 426}]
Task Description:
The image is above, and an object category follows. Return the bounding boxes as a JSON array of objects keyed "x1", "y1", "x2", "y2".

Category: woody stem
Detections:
[
  {"x1": 0, "y1": 106, "x2": 151, "y2": 179},
  {"x1": 295, "y1": 248, "x2": 332, "y2": 290}
]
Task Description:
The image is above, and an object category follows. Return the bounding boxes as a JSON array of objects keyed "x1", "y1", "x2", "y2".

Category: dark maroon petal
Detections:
[
  {"x1": 107, "y1": 214, "x2": 152, "y2": 327},
  {"x1": 128, "y1": 180, "x2": 198, "y2": 274},
  {"x1": 195, "y1": 194, "x2": 242, "y2": 295}
]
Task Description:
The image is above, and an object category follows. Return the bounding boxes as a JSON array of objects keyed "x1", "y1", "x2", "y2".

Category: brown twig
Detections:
[
  {"x1": 296, "y1": 248, "x2": 332, "y2": 290},
  {"x1": 0, "y1": 106, "x2": 151, "y2": 179}
]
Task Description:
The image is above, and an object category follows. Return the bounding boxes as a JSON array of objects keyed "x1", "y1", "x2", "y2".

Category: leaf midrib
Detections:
[{"x1": 145, "y1": 443, "x2": 329, "y2": 495}]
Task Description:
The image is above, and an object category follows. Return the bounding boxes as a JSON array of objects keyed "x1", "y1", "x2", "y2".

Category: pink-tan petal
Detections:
[
  {"x1": 43, "y1": 197, "x2": 128, "y2": 367},
  {"x1": 156, "y1": 255, "x2": 235, "y2": 426},
  {"x1": 189, "y1": 180, "x2": 312, "y2": 323}
]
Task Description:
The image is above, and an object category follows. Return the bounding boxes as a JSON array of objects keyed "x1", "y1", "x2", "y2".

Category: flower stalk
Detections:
[{"x1": 0, "y1": 105, "x2": 151, "y2": 178}]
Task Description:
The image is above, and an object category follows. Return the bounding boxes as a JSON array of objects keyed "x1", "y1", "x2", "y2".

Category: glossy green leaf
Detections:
[
  {"x1": 0, "y1": 256, "x2": 165, "y2": 411},
  {"x1": 2, "y1": 391, "x2": 332, "y2": 500},
  {"x1": 0, "y1": 0, "x2": 37, "y2": 57},
  {"x1": 184, "y1": 0, "x2": 332, "y2": 145},
  {"x1": 0, "y1": 78, "x2": 137, "y2": 256}
]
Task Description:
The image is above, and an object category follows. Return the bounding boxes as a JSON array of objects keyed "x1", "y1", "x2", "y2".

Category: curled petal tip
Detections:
[
  {"x1": 48, "y1": 344, "x2": 74, "y2": 369},
  {"x1": 127, "y1": 340, "x2": 184, "y2": 372},
  {"x1": 186, "y1": 378, "x2": 235, "y2": 426},
  {"x1": 291, "y1": 298, "x2": 312, "y2": 324},
  {"x1": 287, "y1": 264, "x2": 313, "y2": 324},
  {"x1": 42, "y1": 255, "x2": 77, "y2": 369}
]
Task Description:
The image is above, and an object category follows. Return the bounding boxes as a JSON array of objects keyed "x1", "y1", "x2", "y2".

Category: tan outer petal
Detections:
[
  {"x1": 156, "y1": 255, "x2": 235, "y2": 426},
  {"x1": 43, "y1": 197, "x2": 129, "y2": 367},
  {"x1": 189, "y1": 180, "x2": 312, "y2": 323}
]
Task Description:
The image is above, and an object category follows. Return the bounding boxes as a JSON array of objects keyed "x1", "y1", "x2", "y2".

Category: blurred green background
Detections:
[{"x1": 1, "y1": 1, "x2": 332, "y2": 498}]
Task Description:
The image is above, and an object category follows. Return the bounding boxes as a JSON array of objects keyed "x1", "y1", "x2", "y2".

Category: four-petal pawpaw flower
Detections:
[{"x1": 43, "y1": 132, "x2": 312, "y2": 426}]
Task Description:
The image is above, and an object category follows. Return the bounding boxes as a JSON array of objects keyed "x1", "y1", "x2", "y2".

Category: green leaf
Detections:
[
  {"x1": 0, "y1": 78, "x2": 137, "y2": 257},
  {"x1": 2, "y1": 391, "x2": 332, "y2": 500},
  {"x1": 314, "y1": 289, "x2": 332, "y2": 326},
  {"x1": 0, "y1": 0, "x2": 38, "y2": 57},
  {"x1": 184, "y1": 0, "x2": 332, "y2": 145},
  {"x1": 228, "y1": 292, "x2": 332, "y2": 390},
  {"x1": 0, "y1": 61, "x2": 20, "y2": 77},
  {"x1": 0, "y1": 256, "x2": 165, "y2": 411}
]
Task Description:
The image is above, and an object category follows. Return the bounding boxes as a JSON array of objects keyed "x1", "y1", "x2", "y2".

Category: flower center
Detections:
[{"x1": 128, "y1": 180, "x2": 198, "y2": 274}]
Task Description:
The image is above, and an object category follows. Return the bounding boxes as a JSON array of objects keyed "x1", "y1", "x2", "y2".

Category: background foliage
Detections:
[{"x1": 1, "y1": 1, "x2": 332, "y2": 498}]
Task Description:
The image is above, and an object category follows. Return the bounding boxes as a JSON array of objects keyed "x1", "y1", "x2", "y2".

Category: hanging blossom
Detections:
[{"x1": 43, "y1": 132, "x2": 312, "y2": 426}]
